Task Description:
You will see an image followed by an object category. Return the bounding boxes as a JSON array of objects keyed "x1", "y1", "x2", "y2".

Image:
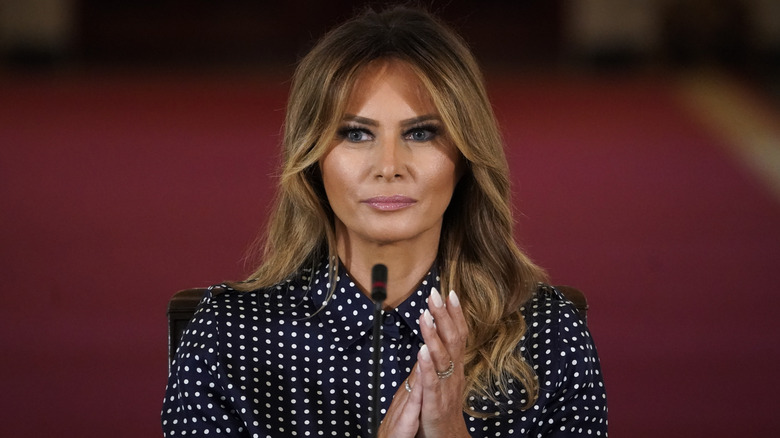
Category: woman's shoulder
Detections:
[
  {"x1": 521, "y1": 283, "x2": 586, "y2": 330},
  {"x1": 175, "y1": 272, "x2": 317, "y2": 354},
  {"x1": 517, "y1": 283, "x2": 608, "y2": 432},
  {"x1": 518, "y1": 282, "x2": 601, "y2": 383},
  {"x1": 191, "y1": 271, "x2": 318, "y2": 323},
  {"x1": 208, "y1": 271, "x2": 315, "y2": 306}
]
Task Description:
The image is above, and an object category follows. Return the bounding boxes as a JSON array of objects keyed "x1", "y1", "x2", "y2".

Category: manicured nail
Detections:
[
  {"x1": 420, "y1": 344, "x2": 431, "y2": 362},
  {"x1": 422, "y1": 309, "x2": 434, "y2": 327},
  {"x1": 430, "y1": 287, "x2": 443, "y2": 308},
  {"x1": 449, "y1": 290, "x2": 460, "y2": 308}
]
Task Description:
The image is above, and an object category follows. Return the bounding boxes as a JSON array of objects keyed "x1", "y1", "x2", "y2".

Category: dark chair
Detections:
[
  {"x1": 167, "y1": 285, "x2": 588, "y2": 367},
  {"x1": 167, "y1": 288, "x2": 207, "y2": 368}
]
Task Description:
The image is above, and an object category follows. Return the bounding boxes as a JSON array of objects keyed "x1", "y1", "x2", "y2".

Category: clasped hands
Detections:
[{"x1": 378, "y1": 287, "x2": 470, "y2": 438}]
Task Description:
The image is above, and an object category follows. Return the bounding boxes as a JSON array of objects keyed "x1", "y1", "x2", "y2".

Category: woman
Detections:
[{"x1": 163, "y1": 6, "x2": 607, "y2": 437}]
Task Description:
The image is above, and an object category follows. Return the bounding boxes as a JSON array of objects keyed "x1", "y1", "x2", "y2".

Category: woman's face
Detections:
[{"x1": 320, "y1": 59, "x2": 461, "y2": 249}]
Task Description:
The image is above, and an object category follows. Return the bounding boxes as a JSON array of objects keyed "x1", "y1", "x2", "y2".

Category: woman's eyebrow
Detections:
[
  {"x1": 341, "y1": 114, "x2": 441, "y2": 126},
  {"x1": 342, "y1": 114, "x2": 378, "y2": 126},
  {"x1": 401, "y1": 114, "x2": 441, "y2": 126}
]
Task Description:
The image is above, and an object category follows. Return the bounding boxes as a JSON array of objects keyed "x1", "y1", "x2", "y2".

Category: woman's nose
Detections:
[{"x1": 375, "y1": 136, "x2": 407, "y2": 180}]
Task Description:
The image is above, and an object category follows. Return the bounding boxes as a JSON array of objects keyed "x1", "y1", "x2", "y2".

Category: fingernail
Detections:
[
  {"x1": 420, "y1": 344, "x2": 431, "y2": 362},
  {"x1": 422, "y1": 309, "x2": 434, "y2": 327},
  {"x1": 449, "y1": 290, "x2": 460, "y2": 308},
  {"x1": 430, "y1": 287, "x2": 443, "y2": 308}
]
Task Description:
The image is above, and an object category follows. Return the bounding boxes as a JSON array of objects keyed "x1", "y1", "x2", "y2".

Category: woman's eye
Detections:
[
  {"x1": 404, "y1": 127, "x2": 438, "y2": 142},
  {"x1": 340, "y1": 128, "x2": 372, "y2": 143}
]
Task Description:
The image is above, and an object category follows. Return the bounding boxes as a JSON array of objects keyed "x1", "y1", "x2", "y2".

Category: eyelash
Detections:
[
  {"x1": 336, "y1": 123, "x2": 441, "y2": 143},
  {"x1": 405, "y1": 124, "x2": 440, "y2": 141},
  {"x1": 337, "y1": 124, "x2": 372, "y2": 142}
]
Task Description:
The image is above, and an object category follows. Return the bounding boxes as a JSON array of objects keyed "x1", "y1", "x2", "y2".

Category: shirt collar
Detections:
[{"x1": 310, "y1": 259, "x2": 440, "y2": 351}]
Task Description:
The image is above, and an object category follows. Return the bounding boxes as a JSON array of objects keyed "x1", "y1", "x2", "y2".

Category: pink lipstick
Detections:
[{"x1": 362, "y1": 195, "x2": 417, "y2": 211}]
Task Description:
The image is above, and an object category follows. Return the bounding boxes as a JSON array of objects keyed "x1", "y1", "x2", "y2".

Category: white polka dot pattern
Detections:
[{"x1": 161, "y1": 262, "x2": 608, "y2": 436}]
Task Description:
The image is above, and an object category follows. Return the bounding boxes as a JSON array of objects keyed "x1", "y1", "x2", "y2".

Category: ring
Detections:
[
  {"x1": 404, "y1": 378, "x2": 412, "y2": 392},
  {"x1": 436, "y1": 360, "x2": 455, "y2": 379}
]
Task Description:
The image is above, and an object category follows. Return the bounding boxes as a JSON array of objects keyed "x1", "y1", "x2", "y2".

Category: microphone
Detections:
[
  {"x1": 371, "y1": 264, "x2": 388, "y2": 302},
  {"x1": 370, "y1": 264, "x2": 387, "y2": 438}
]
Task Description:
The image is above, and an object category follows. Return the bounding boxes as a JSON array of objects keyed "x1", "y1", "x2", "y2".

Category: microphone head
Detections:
[{"x1": 371, "y1": 264, "x2": 387, "y2": 302}]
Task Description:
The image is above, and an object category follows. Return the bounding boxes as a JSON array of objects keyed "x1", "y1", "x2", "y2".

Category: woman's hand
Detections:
[
  {"x1": 414, "y1": 287, "x2": 470, "y2": 437},
  {"x1": 376, "y1": 363, "x2": 423, "y2": 438},
  {"x1": 378, "y1": 288, "x2": 470, "y2": 438}
]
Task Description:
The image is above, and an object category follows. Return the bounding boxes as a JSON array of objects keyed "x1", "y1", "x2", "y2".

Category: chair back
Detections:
[{"x1": 167, "y1": 288, "x2": 207, "y2": 368}]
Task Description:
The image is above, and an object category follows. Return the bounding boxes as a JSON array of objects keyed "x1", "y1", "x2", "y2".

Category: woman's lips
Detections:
[{"x1": 362, "y1": 195, "x2": 417, "y2": 211}]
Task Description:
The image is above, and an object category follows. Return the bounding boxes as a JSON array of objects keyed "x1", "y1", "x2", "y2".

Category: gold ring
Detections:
[
  {"x1": 436, "y1": 360, "x2": 455, "y2": 379},
  {"x1": 404, "y1": 378, "x2": 412, "y2": 392}
]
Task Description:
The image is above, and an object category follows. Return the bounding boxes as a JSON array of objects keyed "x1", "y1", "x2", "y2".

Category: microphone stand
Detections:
[{"x1": 370, "y1": 264, "x2": 387, "y2": 438}]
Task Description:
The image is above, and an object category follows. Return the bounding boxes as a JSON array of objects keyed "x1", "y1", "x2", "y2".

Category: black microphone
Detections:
[
  {"x1": 371, "y1": 264, "x2": 388, "y2": 302},
  {"x1": 370, "y1": 264, "x2": 387, "y2": 438}
]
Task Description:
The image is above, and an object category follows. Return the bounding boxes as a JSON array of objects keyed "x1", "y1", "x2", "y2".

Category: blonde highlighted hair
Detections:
[{"x1": 238, "y1": 6, "x2": 548, "y2": 415}]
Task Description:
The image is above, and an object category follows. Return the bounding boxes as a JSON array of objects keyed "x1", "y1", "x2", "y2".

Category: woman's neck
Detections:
[{"x1": 335, "y1": 234, "x2": 439, "y2": 309}]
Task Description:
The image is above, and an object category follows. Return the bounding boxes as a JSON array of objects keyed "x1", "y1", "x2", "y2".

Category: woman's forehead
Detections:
[{"x1": 342, "y1": 59, "x2": 437, "y2": 117}]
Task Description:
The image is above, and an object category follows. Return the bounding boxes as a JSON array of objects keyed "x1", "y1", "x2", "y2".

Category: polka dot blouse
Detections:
[{"x1": 162, "y1": 261, "x2": 608, "y2": 437}]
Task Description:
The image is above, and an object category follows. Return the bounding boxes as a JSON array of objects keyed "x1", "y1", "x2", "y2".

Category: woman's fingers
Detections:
[
  {"x1": 415, "y1": 343, "x2": 465, "y2": 430},
  {"x1": 404, "y1": 364, "x2": 423, "y2": 409},
  {"x1": 416, "y1": 344, "x2": 447, "y2": 391},
  {"x1": 378, "y1": 366, "x2": 423, "y2": 438},
  {"x1": 425, "y1": 288, "x2": 468, "y2": 358},
  {"x1": 380, "y1": 288, "x2": 469, "y2": 438},
  {"x1": 419, "y1": 309, "x2": 453, "y2": 376},
  {"x1": 405, "y1": 289, "x2": 470, "y2": 437},
  {"x1": 445, "y1": 290, "x2": 469, "y2": 346}
]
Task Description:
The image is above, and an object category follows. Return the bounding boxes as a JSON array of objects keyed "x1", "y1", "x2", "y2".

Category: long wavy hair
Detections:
[{"x1": 237, "y1": 6, "x2": 548, "y2": 415}]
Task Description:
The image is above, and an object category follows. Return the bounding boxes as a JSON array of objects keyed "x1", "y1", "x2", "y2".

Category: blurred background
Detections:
[{"x1": 1, "y1": 0, "x2": 779, "y2": 436}]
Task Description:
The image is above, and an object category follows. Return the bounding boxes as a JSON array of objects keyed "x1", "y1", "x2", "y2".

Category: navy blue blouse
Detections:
[{"x1": 162, "y1": 261, "x2": 608, "y2": 437}]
